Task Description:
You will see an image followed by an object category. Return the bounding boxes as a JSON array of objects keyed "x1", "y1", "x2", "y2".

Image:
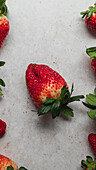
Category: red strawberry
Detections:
[
  {"x1": 26, "y1": 63, "x2": 84, "y2": 118},
  {"x1": 81, "y1": 3, "x2": 96, "y2": 32},
  {"x1": 81, "y1": 156, "x2": 96, "y2": 170},
  {"x1": 0, "y1": 154, "x2": 27, "y2": 169},
  {"x1": 0, "y1": 119, "x2": 6, "y2": 137},
  {"x1": 0, "y1": 0, "x2": 9, "y2": 48},
  {"x1": 91, "y1": 59, "x2": 96, "y2": 73},
  {"x1": 86, "y1": 47, "x2": 96, "y2": 73},
  {"x1": 88, "y1": 133, "x2": 96, "y2": 155}
]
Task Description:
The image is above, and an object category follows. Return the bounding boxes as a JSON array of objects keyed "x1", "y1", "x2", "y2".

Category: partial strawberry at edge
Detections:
[
  {"x1": 86, "y1": 47, "x2": 96, "y2": 73},
  {"x1": 0, "y1": 119, "x2": 6, "y2": 137},
  {"x1": 0, "y1": 154, "x2": 27, "y2": 170},
  {"x1": 81, "y1": 156, "x2": 96, "y2": 170},
  {"x1": 26, "y1": 63, "x2": 84, "y2": 119},
  {"x1": 88, "y1": 134, "x2": 96, "y2": 155},
  {"x1": 80, "y1": 3, "x2": 96, "y2": 32},
  {"x1": 91, "y1": 59, "x2": 96, "y2": 73},
  {"x1": 0, "y1": 0, "x2": 9, "y2": 48},
  {"x1": 0, "y1": 154, "x2": 18, "y2": 170},
  {"x1": 82, "y1": 88, "x2": 96, "y2": 120}
]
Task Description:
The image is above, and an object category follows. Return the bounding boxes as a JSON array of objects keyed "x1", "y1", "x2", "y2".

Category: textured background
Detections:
[{"x1": 0, "y1": 0, "x2": 96, "y2": 169}]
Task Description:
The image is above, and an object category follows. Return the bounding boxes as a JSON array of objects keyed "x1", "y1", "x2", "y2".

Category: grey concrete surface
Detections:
[{"x1": 0, "y1": 0, "x2": 96, "y2": 169}]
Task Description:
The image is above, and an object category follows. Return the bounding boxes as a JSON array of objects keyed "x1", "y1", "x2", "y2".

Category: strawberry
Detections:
[
  {"x1": 81, "y1": 156, "x2": 96, "y2": 170},
  {"x1": 83, "y1": 88, "x2": 96, "y2": 120},
  {"x1": 26, "y1": 63, "x2": 84, "y2": 119},
  {"x1": 0, "y1": 0, "x2": 9, "y2": 48},
  {"x1": 0, "y1": 154, "x2": 27, "y2": 170},
  {"x1": 81, "y1": 3, "x2": 96, "y2": 32},
  {"x1": 0, "y1": 119, "x2": 6, "y2": 137},
  {"x1": 0, "y1": 61, "x2": 5, "y2": 96},
  {"x1": 88, "y1": 134, "x2": 96, "y2": 155},
  {"x1": 86, "y1": 47, "x2": 96, "y2": 73}
]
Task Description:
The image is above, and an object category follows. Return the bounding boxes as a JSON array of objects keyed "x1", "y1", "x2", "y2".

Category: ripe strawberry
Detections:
[
  {"x1": 81, "y1": 156, "x2": 96, "y2": 170},
  {"x1": 88, "y1": 134, "x2": 96, "y2": 155},
  {"x1": 26, "y1": 63, "x2": 84, "y2": 118},
  {"x1": 0, "y1": 154, "x2": 27, "y2": 170},
  {"x1": 83, "y1": 88, "x2": 96, "y2": 120},
  {"x1": 0, "y1": 0, "x2": 9, "y2": 48},
  {"x1": 86, "y1": 47, "x2": 96, "y2": 73},
  {"x1": 0, "y1": 119, "x2": 6, "y2": 137},
  {"x1": 81, "y1": 3, "x2": 96, "y2": 32}
]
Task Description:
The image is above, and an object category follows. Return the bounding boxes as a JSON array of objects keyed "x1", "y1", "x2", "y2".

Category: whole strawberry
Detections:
[
  {"x1": 88, "y1": 134, "x2": 96, "y2": 155},
  {"x1": 81, "y1": 156, "x2": 96, "y2": 170},
  {"x1": 86, "y1": 47, "x2": 96, "y2": 73},
  {"x1": 0, "y1": 0, "x2": 9, "y2": 48},
  {"x1": 81, "y1": 3, "x2": 96, "y2": 32},
  {"x1": 0, "y1": 154, "x2": 27, "y2": 170},
  {"x1": 26, "y1": 63, "x2": 84, "y2": 118}
]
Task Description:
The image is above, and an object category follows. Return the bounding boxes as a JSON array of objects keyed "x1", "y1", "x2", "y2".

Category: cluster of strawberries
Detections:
[
  {"x1": 0, "y1": 0, "x2": 27, "y2": 169},
  {"x1": 0, "y1": 0, "x2": 96, "y2": 170}
]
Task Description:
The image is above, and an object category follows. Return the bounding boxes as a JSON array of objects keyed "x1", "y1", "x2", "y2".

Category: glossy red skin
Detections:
[
  {"x1": 0, "y1": 17, "x2": 9, "y2": 48},
  {"x1": 88, "y1": 133, "x2": 96, "y2": 155},
  {"x1": 0, "y1": 119, "x2": 6, "y2": 137},
  {"x1": 26, "y1": 64, "x2": 67, "y2": 107},
  {"x1": 85, "y1": 14, "x2": 96, "y2": 32},
  {"x1": 91, "y1": 59, "x2": 96, "y2": 73}
]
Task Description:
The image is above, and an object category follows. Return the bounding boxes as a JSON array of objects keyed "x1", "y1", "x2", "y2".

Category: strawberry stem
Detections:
[
  {"x1": 38, "y1": 84, "x2": 84, "y2": 119},
  {"x1": 0, "y1": 0, "x2": 8, "y2": 16},
  {"x1": 82, "y1": 88, "x2": 96, "y2": 120},
  {"x1": 86, "y1": 47, "x2": 96, "y2": 60},
  {"x1": 81, "y1": 156, "x2": 96, "y2": 170},
  {"x1": 81, "y1": 3, "x2": 96, "y2": 19}
]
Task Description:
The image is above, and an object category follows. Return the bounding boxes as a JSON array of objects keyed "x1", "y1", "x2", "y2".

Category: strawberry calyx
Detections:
[
  {"x1": 81, "y1": 156, "x2": 96, "y2": 170},
  {"x1": 0, "y1": 61, "x2": 5, "y2": 96},
  {"x1": 80, "y1": 3, "x2": 96, "y2": 19},
  {"x1": 0, "y1": 0, "x2": 8, "y2": 16},
  {"x1": 7, "y1": 166, "x2": 27, "y2": 170},
  {"x1": 38, "y1": 84, "x2": 84, "y2": 119},
  {"x1": 86, "y1": 47, "x2": 96, "y2": 60},
  {"x1": 83, "y1": 88, "x2": 96, "y2": 120}
]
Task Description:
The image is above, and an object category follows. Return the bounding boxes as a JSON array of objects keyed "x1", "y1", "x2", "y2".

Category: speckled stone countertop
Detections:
[{"x1": 0, "y1": 0, "x2": 96, "y2": 169}]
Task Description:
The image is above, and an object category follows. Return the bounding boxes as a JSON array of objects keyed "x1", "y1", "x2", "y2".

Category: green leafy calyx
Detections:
[
  {"x1": 7, "y1": 166, "x2": 27, "y2": 170},
  {"x1": 81, "y1": 156, "x2": 96, "y2": 170},
  {"x1": 83, "y1": 88, "x2": 96, "y2": 120},
  {"x1": 39, "y1": 84, "x2": 84, "y2": 119},
  {"x1": 80, "y1": 3, "x2": 96, "y2": 19},
  {"x1": 86, "y1": 47, "x2": 96, "y2": 60},
  {"x1": 0, "y1": 0, "x2": 8, "y2": 16},
  {"x1": 7, "y1": 166, "x2": 14, "y2": 170}
]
